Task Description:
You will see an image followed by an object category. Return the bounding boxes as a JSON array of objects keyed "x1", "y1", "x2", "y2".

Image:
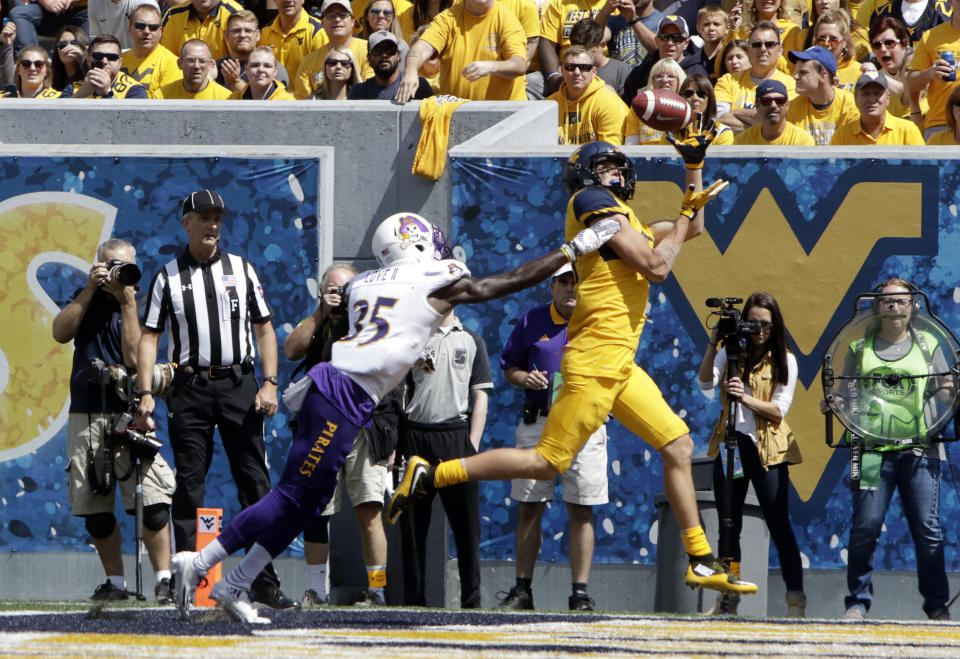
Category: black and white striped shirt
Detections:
[{"x1": 142, "y1": 249, "x2": 271, "y2": 367}]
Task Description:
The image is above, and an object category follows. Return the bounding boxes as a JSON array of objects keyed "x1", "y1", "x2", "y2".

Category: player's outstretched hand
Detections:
[
  {"x1": 562, "y1": 217, "x2": 621, "y2": 262},
  {"x1": 679, "y1": 179, "x2": 729, "y2": 218},
  {"x1": 666, "y1": 118, "x2": 720, "y2": 170}
]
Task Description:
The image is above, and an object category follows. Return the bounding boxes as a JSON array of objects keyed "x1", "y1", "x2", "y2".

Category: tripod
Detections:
[{"x1": 717, "y1": 335, "x2": 747, "y2": 571}]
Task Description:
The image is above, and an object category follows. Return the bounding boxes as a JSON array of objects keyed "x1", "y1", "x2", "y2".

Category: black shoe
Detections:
[
  {"x1": 929, "y1": 607, "x2": 951, "y2": 621},
  {"x1": 569, "y1": 592, "x2": 595, "y2": 611},
  {"x1": 154, "y1": 578, "x2": 174, "y2": 605},
  {"x1": 301, "y1": 589, "x2": 328, "y2": 608},
  {"x1": 249, "y1": 582, "x2": 300, "y2": 610},
  {"x1": 354, "y1": 589, "x2": 385, "y2": 606},
  {"x1": 90, "y1": 581, "x2": 129, "y2": 601},
  {"x1": 496, "y1": 586, "x2": 533, "y2": 610}
]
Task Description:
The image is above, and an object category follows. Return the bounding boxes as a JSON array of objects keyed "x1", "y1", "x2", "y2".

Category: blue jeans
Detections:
[
  {"x1": 10, "y1": 2, "x2": 88, "y2": 53},
  {"x1": 845, "y1": 450, "x2": 948, "y2": 616}
]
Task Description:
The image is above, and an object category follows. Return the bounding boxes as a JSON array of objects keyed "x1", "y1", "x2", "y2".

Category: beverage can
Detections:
[{"x1": 942, "y1": 51, "x2": 956, "y2": 82}]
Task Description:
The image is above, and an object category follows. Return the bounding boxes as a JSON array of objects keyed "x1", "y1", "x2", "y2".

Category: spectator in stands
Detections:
[
  {"x1": 293, "y1": 0, "x2": 373, "y2": 99},
  {"x1": 906, "y1": 0, "x2": 960, "y2": 140},
  {"x1": 538, "y1": 0, "x2": 606, "y2": 97},
  {"x1": 831, "y1": 71, "x2": 925, "y2": 144},
  {"x1": 734, "y1": 78, "x2": 814, "y2": 143},
  {"x1": 697, "y1": 5, "x2": 729, "y2": 79},
  {"x1": 601, "y1": 0, "x2": 664, "y2": 68},
  {"x1": 1, "y1": 18, "x2": 17, "y2": 87},
  {"x1": 227, "y1": 47, "x2": 295, "y2": 99},
  {"x1": 863, "y1": 17, "x2": 916, "y2": 119},
  {"x1": 926, "y1": 84, "x2": 960, "y2": 143},
  {"x1": 810, "y1": 10, "x2": 858, "y2": 90},
  {"x1": 858, "y1": 0, "x2": 949, "y2": 45},
  {"x1": 62, "y1": 34, "x2": 149, "y2": 98},
  {"x1": 348, "y1": 29, "x2": 430, "y2": 98},
  {"x1": 715, "y1": 21, "x2": 796, "y2": 133},
  {"x1": 549, "y1": 45, "x2": 629, "y2": 144},
  {"x1": 718, "y1": 38, "x2": 750, "y2": 78},
  {"x1": 395, "y1": 0, "x2": 527, "y2": 103},
  {"x1": 307, "y1": 44, "x2": 362, "y2": 98},
  {"x1": 498, "y1": 0, "x2": 541, "y2": 98},
  {"x1": 570, "y1": 18, "x2": 631, "y2": 98},
  {"x1": 800, "y1": 0, "x2": 869, "y2": 61},
  {"x1": 665, "y1": 73, "x2": 734, "y2": 143},
  {"x1": 624, "y1": 57, "x2": 685, "y2": 144},
  {"x1": 358, "y1": 0, "x2": 409, "y2": 61},
  {"x1": 51, "y1": 25, "x2": 89, "y2": 91},
  {"x1": 120, "y1": 4, "x2": 181, "y2": 94},
  {"x1": 151, "y1": 38, "x2": 232, "y2": 98},
  {"x1": 729, "y1": 0, "x2": 800, "y2": 52},
  {"x1": 10, "y1": 45, "x2": 62, "y2": 97},
  {"x1": 218, "y1": 11, "x2": 290, "y2": 93},
  {"x1": 407, "y1": 0, "x2": 453, "y2": 38},
  {"x1": 10, "y1": 0, "x2": 89, "y2": 54},
  {"x1": 621, "y1": 16, "x2": 708, "y2": 105},
  {"x1": 260, "y1": 0, "x2": 326, "y2": 80},
  {"x1": 89, "y1": 0, "x2": 158, "y2": 49},
  {"x1": 160, "y1": 0, "x2": 242, "y2": 61},
  {"x1": 786, "y1": 46, "x2": 858, "y2": 144}
]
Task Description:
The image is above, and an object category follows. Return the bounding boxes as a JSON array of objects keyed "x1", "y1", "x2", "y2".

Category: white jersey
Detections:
[{"x1": 331, "y1": 259, "x2": 470, "y2": 403}]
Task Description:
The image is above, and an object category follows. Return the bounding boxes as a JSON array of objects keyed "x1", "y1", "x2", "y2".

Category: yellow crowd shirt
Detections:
[
  {"x1": 160, "y1": 0, "x2": 243, "y2": 60},
  {"x1": 293, "y1": 38, "x2": 373, "y2": 99},
  {"x1": 260, "y1": 10, "x2": 328, "y2": 81},
  {"x1": 714, "y1": 68, "x2": 797, "y2": 112},
  {"x1": 829, "y1": 113, "x2": 926, "y2": 144},
  {"x1": 151, "y1": 79, "x2": 233, "y2": 99},
  {"x1": 549, "y1": 77, "x2": 628, "y2": 144},
  {"x1": 927, "y1": 129, "x2": 959, "y2": 144},
  {"x1": 32, "y1": 87, "x2": 63, "y2": 98},
  {"x1": 121, "y1": 45, "x2": 183, "y2": 93},
  {"x1": 228, "y1": 81, "x2": 297, "y2": 100},
  {"x1": 564, "y1": 184, "x2": 652, "y2": 354},
  {"x1": 499, "y1": 0, "x2": 541, "y2": 71},
  {"x1": 624, "y1": 111, "x2": 664, "y2": 144},
  {"x1": 835, "y1": 58, "x2": 861, "y2": 92},
  {"x1": 64, "y1": 72, "x2": 148, "y2": 98},
  {"x1": 540, "y1": 0, "x2": 606, "y2": 47},
  {"x1": 735, "y1": 121, "x2": 816, "y2": 145},
  {"x1": 909, "y1": 22, "x2": 960, "y2": 129},
  {"x1": 785, "y1": 88, "x2": 860, "y2": 144},
  {"x1": 420, "y1": 2, "x2": 527, "y2": 101},
  {"x1": 657, "y1": 123, "x2": 735, "y2": 145}
]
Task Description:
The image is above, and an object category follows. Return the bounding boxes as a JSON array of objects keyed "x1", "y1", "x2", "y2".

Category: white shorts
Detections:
[
  {"x1": 510, "y1": 416, "x2": 609, "y2": 505},
  {"x1": 322, "y1": 429, "x2": 389, "y2": 515}
]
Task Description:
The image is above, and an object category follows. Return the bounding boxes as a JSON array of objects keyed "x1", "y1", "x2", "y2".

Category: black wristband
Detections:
[
  {"x1": 137, "y1": 390, "x2": 153, "y2": 397},
  {"x1": 263, "y1": 376, "x2": 278, "y2": 386},
  {"x1": 627, "y1": 17, "x2": 642, "y2": 25}
]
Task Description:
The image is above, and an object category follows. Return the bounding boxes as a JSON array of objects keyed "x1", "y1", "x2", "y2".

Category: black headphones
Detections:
[{"x1": 870, "y1": 278, "x2": 921, "y2": 320}]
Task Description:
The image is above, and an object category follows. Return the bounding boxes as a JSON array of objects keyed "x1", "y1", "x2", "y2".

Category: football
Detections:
[{"x1": 630, "y1": 89, "x2": 692, "y2": 132}]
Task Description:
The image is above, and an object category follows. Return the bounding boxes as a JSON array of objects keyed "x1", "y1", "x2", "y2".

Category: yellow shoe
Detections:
[
  {"x1": 386, "y1": 456, "x2": 433, "y2": 525},
  {"x1": 685, "y1": 558, "x2": 758, "y2": 594}
]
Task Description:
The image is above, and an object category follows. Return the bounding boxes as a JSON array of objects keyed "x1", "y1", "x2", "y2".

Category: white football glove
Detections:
[
  {"x1": 561, "y1": 217, "x2": 621, "y2": 262},
  {"x1": 414, "y1": 351, "x2": 437, "y2": 373}
]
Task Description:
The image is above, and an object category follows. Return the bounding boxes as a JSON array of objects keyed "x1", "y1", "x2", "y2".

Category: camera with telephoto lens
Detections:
[
  {"x1": 86, "y1": 358, "x2": 176, "y2": 402},
  {"x1": 705, "y1": 297, "x2": 763, "y2": 360},
  {"x1": 110, "y1": 403, "x2": 162, "y2": 459},
  {"x1": 104, "y1": 259, "x2": 141, "y2": 286}
]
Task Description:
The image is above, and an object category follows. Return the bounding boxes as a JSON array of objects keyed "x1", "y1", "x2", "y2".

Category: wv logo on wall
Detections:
[
  {"x1": 451, "y1": 154, "x2": 960, "y2": 571},
  {"x1": 0, "y1": 155, "x2": 320, "y2": 552}
]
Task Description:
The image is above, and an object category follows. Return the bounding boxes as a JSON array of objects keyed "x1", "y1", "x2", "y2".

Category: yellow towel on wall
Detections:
[{"x1": 412, "y1": 95, "x2": 471, "y2": 181}]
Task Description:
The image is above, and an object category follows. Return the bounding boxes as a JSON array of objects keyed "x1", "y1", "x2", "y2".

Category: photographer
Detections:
[
  {"x1": 52, "y1": 239, "x2": 174, "y2": 604},
  {"x1": 697, "y1": 292, "x2": 804, "y2": 617}
]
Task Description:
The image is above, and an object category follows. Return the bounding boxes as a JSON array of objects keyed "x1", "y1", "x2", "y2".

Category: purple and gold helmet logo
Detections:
[{"x1": 397, "y1": 214, "x2": 430, "y2": 245}]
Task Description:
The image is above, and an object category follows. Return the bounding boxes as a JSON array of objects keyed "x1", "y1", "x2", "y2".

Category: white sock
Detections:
[
  {"x1": 155, "y1": 570, "x2": 171, "y2": 584},
  {"x1": 107, "y1": 575, "x2": 126, "y2": 590},
  {"x1": 225, "y1": 543, "x2": 273, "y2": 592},
  {"x1": 195, "y1": 539, "x2": 229, "y2": 574},
  {"x1": 307, "y1": 564, "x2": 328, "y2": 598}
]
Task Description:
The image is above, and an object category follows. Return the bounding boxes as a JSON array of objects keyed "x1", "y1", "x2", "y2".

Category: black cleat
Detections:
[
  {"x1": 386, "y1": 456, "x2": 434, "y2": 525},
  {"x1": 496, "y1": 586, "x2": 534, "y2": 610},
  {"x1": 354, "y1": 589, "x2": 386, "y2": 606},
  {"x1": 569, "y1": 592, "x2": 595, "y2": 611},
  {"x1": 155, "y1": 577, "x2": 174, "y2": 605},
  {"x1": 250, "y1": 582, "x2": 300, "y2": 610},
  {"x1": 90, "y1": 581, "x2": 129, "y2": 601}
]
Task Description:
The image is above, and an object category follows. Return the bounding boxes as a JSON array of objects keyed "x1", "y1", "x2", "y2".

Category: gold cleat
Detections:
[
  {"x1": 386, "y1": 455, "x2": 433, "y2": 525},
  {"x1": 685, "y1": 559, "x2": 758, "y2": 595}
]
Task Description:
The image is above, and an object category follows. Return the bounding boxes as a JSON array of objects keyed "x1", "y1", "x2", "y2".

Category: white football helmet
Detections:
[{"x1": 371, "y1": 212, "x2": 451, "y2": 267}]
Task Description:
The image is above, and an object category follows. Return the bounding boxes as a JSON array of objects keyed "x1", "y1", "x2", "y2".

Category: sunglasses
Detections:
[
  {"x1": 871, "y1": 38, "x2": 899, "y2": 50},
  {"x1": 814, "y1": 35, "x2": 842, "y2": 46},
  {"x1": 681, "y1": 89, "x2": 707, "y2": 99},
  {"x1": 758, "y1": 95, "x2": 787, "y2": 107},
  {"x1": 57, "y1": 39, "x2": 81, "y2": 49},
  {"x1": 323, "y1": 10, "x2": 351, "y2": 19},
  {"x1": 563, "y1": 62, "x2": 594, "y2": 73},
  {"x1": 133, "y1": 21, "x2": 161, "y2": 31},
  {"x1": 657, "y1": 33, "x2": 687, "y2": 44},
  {"x1": 92, "y1": 51, "x2": 121, "y2": 62},
  {"x1": 20, "y1": 59, "x2": 46, "y2": 69},
  {"x1": 326, "y1": 58, "x2": 353, "y2": 67},
  {"x1": 756, "y1": 321, "x2": 774, "y2": 330},
  {"x1": 750, "y1": 40, "x2": 779, "y2": 50},
  {"x1": 371, "y1": 47, "x2": 398, "y2": 57},
  {"x1": 368, "y1": 7, "x2": 394, "y2": 15}
]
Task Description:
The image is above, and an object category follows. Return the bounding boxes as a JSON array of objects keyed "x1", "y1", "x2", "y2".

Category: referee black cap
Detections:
[{"x1": 181, "y1": 189, "x2": 227, "y2": 217}]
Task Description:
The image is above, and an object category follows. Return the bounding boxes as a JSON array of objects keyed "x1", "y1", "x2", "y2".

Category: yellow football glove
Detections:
[{"x1": 679, "y1": 179, "x2": 729, "y2": 219}]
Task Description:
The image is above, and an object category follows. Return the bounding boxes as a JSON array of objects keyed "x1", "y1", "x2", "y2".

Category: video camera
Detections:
[
  {"x1": 705, "y1": 297, "x2": 763, "y2": 361},
  {"x1": 103, "y1": 259, "x2": 141, "y2": 286},
  {"x1": 86, "y1": 358, "x2": 175, "y2": 402}
]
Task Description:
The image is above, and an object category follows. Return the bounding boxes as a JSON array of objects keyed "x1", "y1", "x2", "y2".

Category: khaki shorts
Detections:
[
  {"x1": 511, "y1": 417, "x2": 609, "y2": 505},
  {"x1": 321, "y1": 429, "x2": 389, "y2": 515},
  {"x1": 67, "y1": 413, "x2": 175, "y2": 515}
]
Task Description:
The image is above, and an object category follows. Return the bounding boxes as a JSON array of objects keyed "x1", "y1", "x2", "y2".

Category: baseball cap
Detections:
[
  {"x1": 787, "y1": 46, "x2": 837, "y2": 77},
  {"x1": 658, "y1": 15, "x2": 689, "y2": 36},
  {"x1": 368, "y1": 30, "x2": 398, "y2": 51},
  {"x1": 755, "y1": 78, "x2": 788, "y2": 102},
  {"x1": 181, "y1": 189, "x2": 227, "y2": 217},
  {"x1": 320, "y1": 0, "x2": 352, "y2": 16},
  {"x1": 552, "y1": 263, "x2": 574, "y2": 279},
  {"x1": 855, "y1": 71, "x2": 888, "y2": 91}
]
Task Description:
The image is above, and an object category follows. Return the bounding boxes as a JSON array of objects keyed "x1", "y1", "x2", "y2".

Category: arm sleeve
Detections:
[
  {"x1": 141, "y1": 269, "x2": 168, "y2": 331},
  {"x1": 769, "y1": 352, "x2": 799, "y2": 418},
  {"x1": 572, "y1": 186, "x2": 623, "y2": 227},
  {"x1": 467, "y1": 328, "x2": 494, "y2": 390},
  {"x1": 698, "y1": 347, "x2": 727, "y2": 396},
  {"x1": 245, "y1": 260, "x2": 272, "y2": 322},
  {"x1": 499, "y1": 314, "x2": 528, "y2": 371}
]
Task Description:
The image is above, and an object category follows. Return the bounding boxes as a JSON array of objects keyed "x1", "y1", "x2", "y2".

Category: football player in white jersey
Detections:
[{"x1": 167, "y1": 211, "x2": 620, "y2": 623}]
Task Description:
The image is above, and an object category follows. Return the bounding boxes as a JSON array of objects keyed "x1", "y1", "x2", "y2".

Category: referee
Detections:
[{"x1": 136, "y1": 189, "x2": 295, "y2": 609}]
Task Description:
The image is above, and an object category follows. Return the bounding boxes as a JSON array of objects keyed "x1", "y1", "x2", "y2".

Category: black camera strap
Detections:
[{"x1": 86, "y1": 384, "x2": 115, "y2": 496}]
